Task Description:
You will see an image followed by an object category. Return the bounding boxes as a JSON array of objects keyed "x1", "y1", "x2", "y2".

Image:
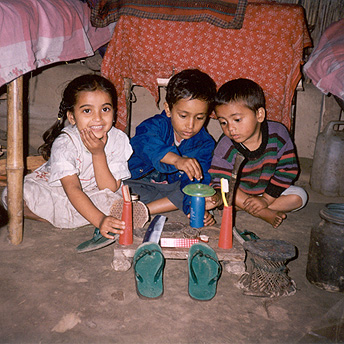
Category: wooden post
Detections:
[
  {"x1": 6, "y1": 76, "x2": 24, "y2": 245},
  {"x1": 123, "y1": 77, "x2": 132, "y2": 136}
]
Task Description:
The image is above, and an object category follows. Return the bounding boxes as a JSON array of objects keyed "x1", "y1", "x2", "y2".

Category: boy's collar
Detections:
[
  {"x1": 174, "y1": 132, "x2": 183, "y2": 146},
  {"x1": 232, "y1": 120, "x2": 268, "y2": 158}
]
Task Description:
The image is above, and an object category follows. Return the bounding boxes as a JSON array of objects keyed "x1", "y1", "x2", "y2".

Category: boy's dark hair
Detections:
[
  {"x1": 38, "y1": 74, "x2": 117, "y2": 160},
  {"x1": 165, "y1": 69, "x2": 216, "y2": 113},
  {"x1": 215, "y1": 78, "x2": 265, "y2": 112}
]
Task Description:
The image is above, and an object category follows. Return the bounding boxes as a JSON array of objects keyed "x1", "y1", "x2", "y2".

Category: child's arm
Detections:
[
  {"x1": 130, "y1": 115, "x2": 207, "y2": 180},
  {"x1": 242, "y1": 192, "x2": 274, "y2": 214},
  {"x1": 160, "y1": 152, "x2": 203, "y2": 181},
  {"x1": 61, "y1": 174, "x2": 125, "y2": 238},
  {"x1": 80, "y1": 129, "x2": 121, "y2": 192},
  {"x1": 235, "y1": 188, "x2": 278, "y2": 216}
]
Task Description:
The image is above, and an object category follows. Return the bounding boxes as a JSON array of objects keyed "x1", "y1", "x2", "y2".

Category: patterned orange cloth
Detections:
[{"x1": 102, "y1": 3, "x2": 311, "y2": 131}]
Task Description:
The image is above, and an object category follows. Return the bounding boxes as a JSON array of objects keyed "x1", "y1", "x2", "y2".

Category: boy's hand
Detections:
[
  {"x1": 174, "y1": 156, "x2": 203, "y2": 181},
  {"x1": 80, "y1": 128, "x2": 106, "y2": 156},
  {"x1": 243, "y1": 195, "x2": 269, "y2": 215},
  {"x1": 187, "y1": 210, "x2": 215, "y2": 226},
  {"x1": 99, "y1": 216, "x2": 125, "y2": 239},
  {"x1": 204, "y1": 210, "x2": 215, "y2": 226},
  {"x1": 205, "y1": 190, "x2": 222, "y2": 210}
]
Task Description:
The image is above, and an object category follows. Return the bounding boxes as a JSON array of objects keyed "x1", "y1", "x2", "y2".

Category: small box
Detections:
[{"x1": 160, "y1": 238, "x2": 199, "y2": 248}]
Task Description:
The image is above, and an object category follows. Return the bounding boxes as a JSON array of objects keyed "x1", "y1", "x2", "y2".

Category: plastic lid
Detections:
[{"x1": 182, "y1": 183, "x2": 216, "y2": 197}]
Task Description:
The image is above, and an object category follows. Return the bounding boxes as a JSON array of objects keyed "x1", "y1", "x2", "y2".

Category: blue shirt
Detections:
[{"x1": 128, "y1": 111, "x2": 215, "y2": 213}]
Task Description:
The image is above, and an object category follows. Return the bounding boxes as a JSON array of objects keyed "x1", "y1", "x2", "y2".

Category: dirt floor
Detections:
[{"x1": 1, "y1": 181, "x2": 344, "y2": 344}]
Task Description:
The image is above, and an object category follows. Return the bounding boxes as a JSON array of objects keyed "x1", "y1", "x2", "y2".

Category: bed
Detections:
[
  {"x1": 0, "y1": 0, "x2": 116, "y2": 244},
  {"x1": 303, "y1": 18, "x2": 344, "y2": 109},
  {"x1": 88, "y1": 1, "x2": 311, "y2": 133}
]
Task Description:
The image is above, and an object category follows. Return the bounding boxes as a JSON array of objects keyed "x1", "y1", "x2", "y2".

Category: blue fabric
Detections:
[
  {"x1": 128, "y1": 111, "x2": 215, "y2": 214},
  {"x1": 124, "y1": 179, "x2": 183, "y2": 210}
]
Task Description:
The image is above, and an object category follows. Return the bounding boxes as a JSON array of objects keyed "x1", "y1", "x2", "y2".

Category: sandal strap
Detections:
[
  {"x1": 92, "y1": 228, "x2": 116, "y2": 243},
  {"x1": 190, "y1": 249, "x2": 222, "y2": 285},
  {"x1": 92, "y1": 228, "x2": 102, "y2": 241},
  {"x1": 134, "y1": 249, "x2": 164, "y2": 283},
  {"x1": 239, "y1": 230, "x2": 260, "y2": 241}
]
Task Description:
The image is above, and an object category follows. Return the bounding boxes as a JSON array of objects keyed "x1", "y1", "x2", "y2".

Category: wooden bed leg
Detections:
[
  {"x1": 6, "y1": 76, "x2": 24, "y2": 245},
  {"x1": 123, "y1": 78, "x2": 133, "y2": 136}
]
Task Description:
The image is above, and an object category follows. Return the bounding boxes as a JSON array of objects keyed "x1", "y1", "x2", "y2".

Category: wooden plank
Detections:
[{"x1": 112, "y1": 227, "x2": 245, "y2": 262}]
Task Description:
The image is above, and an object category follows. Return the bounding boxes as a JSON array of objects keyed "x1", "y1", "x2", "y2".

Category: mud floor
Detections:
[{"x1": 1, "y1": 185, "x2": 343, "y2": 344}]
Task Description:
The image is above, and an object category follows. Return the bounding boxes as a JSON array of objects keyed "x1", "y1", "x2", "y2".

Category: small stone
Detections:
[
  {"x1": 224, "y1": 261, "x2": 245, "y2": 275},
  {"x1": 111, "y1": 290, "x2": 124, "y2": 301}
]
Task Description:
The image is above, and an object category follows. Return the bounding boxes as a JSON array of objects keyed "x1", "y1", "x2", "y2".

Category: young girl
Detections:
[{"x1": 1, "y1": 74, "x2": 147, "y2": 242}]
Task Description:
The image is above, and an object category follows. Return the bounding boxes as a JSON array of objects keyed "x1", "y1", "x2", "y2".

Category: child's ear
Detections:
[
  {"x1": 164, "y1": 102, "x2": 171, "y2": 117},
  {"x1": 256, "y1": 107, "x2": 266, "y2": 123},
  {"x1": 67, "y1": 111, "x2": 76, "y2": 125}
]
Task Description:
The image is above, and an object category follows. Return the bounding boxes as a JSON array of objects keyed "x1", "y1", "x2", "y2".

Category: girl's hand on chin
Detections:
[{"x1": 80, "y1": 128, "x2": 106, "y2": 155}]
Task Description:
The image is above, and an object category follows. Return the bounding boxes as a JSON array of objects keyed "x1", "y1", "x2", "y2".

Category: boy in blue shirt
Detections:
[{"x1": 125, "y1": 69, "x2": 216, "y2": 226}]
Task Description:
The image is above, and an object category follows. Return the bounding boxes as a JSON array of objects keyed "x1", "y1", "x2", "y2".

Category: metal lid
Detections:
[{"x1": 320, "y1": 203, "x2": 344, "y2": 225}]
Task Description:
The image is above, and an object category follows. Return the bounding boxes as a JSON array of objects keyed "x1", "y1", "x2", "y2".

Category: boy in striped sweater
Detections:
[{"x1": 207, "y1": 78, "x2": 307, "y2": 228}]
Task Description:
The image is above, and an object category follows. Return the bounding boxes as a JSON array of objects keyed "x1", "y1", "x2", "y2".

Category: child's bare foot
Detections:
[
  {"x1": 251, "y1": 208, "x2": 287, "y2": 228},
  {"x1": 24, "y1": 205, "x2": 49, "y2": 223}
]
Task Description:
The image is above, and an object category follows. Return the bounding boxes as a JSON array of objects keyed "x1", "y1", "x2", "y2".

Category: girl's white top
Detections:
[{"x1": 3, "y1": 125, "x2": 133, "y2": 228}]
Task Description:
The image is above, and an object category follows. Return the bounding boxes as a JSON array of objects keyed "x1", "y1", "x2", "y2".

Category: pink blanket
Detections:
[
  {"x1": 304, "y1": 19, "x2": 344, "y2": 101},
  {"x1": 0, "y1": 0, "x2": 116, "y2": 87}
]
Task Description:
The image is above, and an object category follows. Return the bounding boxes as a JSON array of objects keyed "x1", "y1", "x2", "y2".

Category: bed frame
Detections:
[
  {"x1": 1, "y1": 0, "x2": 115, "y2": 244},
  {"x1": 101, "y1": 3, "x2": 311, "y2": 135}
]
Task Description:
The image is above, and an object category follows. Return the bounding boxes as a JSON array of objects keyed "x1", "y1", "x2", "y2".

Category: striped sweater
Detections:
[{"x1": 209, "y1": 120, "x2": 299, "y2": 198}]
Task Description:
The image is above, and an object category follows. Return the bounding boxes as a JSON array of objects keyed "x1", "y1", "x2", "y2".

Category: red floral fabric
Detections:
[{"x1": 102, "y1": 3, "x2": 311, "y2": 131}]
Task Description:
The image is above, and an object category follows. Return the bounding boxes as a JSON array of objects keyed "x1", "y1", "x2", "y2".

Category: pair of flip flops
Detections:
[{"x1": 133, "y1": 242, "x2": 222, "y2": 301}]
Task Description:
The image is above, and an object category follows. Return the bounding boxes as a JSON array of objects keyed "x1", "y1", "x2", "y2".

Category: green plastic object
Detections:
[
  {"x1": 188, "y1": 243, "x2": 222, "y2": 301},
  {"x1": 133, "y1": 242, "x2": 165, "y2": 299},
  {"x1": 76, "y1": 228, "x2": 117, "y2": 253},
  {"x1": 182, "y1": 184, "x2": 215, "y2": 197}
]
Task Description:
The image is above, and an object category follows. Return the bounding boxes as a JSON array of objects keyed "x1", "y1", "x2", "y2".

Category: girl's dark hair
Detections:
[
  {"x1": 38, "y1": 74, "x2": 117, "y2": 160},
  {"x1": 165, "y1": 69, "x2": 217, "y2": 114},
  {"x1": 215, "y1": 78, "x2": 265, "y2": 112}
]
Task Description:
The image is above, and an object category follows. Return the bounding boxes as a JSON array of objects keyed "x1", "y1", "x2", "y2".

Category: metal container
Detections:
[
  {"x1": 306, "y1": 203, "x2": 344, "y2": 292},
  {"x1": 310, "y1": 121, "x2": 344, "y2": 196}
]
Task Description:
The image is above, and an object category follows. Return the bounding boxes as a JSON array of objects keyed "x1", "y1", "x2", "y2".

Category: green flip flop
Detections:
[
  {"x1": 188, "y1": 243, "x2": 222, "y2": 301},
  {"x1": 133, "y1": 242, "x2": 165, "y2": 299},
  {"x1": 76, "y1": 228, "x2": 118, "y2": 253},
  {"x1": 233, "y1": 226, "x2": 260, "y2": 246}
]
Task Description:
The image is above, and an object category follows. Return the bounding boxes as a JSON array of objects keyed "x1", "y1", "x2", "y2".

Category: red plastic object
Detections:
[
  {"x1": 119, "y1": 185, "x2": 133, "y2": 245},
  {"x1": 218, "y1": 206, "x2": 233, "y2": 249}
]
